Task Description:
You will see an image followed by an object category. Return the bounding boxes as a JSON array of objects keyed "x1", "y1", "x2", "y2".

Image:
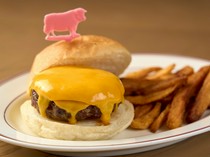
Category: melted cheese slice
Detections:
[{"x1": 30, "y1": 66, "x2": 124, "y2": 124}]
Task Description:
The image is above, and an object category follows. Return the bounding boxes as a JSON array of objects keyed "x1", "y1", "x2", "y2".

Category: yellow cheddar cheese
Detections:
[{"x1": 30, "y1": 66, "x2": 124, "y2": 124}]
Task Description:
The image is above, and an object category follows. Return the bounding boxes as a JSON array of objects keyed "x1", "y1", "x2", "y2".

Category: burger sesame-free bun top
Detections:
[{"x1": 30, "y1": 35, "x2": 131, "y2": 78}]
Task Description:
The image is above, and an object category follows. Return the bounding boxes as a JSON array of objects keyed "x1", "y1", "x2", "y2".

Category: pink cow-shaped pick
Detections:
[{"x1": 43, "y1": 8, "x2": 87, "y2": 42}]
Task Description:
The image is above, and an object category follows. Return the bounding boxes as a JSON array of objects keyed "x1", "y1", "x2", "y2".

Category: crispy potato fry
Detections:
[
  {"x1": 134, "y1": 104, "x2": 153, "y2": 118},
  {"x1": 122, "y1": 76, "x2": 186, "y2": 96},
  {"x1": 158, "y1": 74, "x2": 176, "y2": 80},
  {"x1": 187, "y1": 68, "x2": 210, "y2": 123},
  {"x1": 166, "y1": 87, "x2": 189, "y2": 129},
  {"x1": 175, "y1": 65, "x2": 194, "y2": 77},
  {"x1": 125, "y1": 67, "x2": 161, "y2": 79},
  {"x1": 146, "y1": 64, "x2": 175, "y2": 80},
  {"x1": 140, "y1": 76, "x2": 187, "y2": 95},
  {"x1": 121, "y1": 78, "x2": 160, "y2": 96},
  {"x1": 123, "y1": 64, "x2": 210, "y2": 132},
  {"x1": 120, "y1": 78, "x2": 141, "y2": 95},
  {"x1": 150, "y1": 104, "x2": 170, "y2": 132},
  {"x1": 126, "y1": 84, "x2": 178, "y2": 105},
  {"x1": 159, "y1": 65, "x2": 193, "y2": 80},
  {"x1": 121, "y1": 65, "x2": 191, "y2": 94},
  {"x1": 130, "y1": 102, "x2": 162, "y2": 129},
  {"x1": 159, "y1": 94, "x2": 174, "y2": 105},
  {"x1": 166, "y1": 66, "x2": 210, "y2": 129}
]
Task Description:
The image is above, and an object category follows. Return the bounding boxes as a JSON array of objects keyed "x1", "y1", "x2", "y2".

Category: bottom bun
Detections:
[{"x1": 20, "y1": 100, "x2": 134, "y2": 140}]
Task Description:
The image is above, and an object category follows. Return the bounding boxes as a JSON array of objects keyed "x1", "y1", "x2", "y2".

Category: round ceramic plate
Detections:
[{"x1": 0, "y1": 54, "x2": 209, "y2": 157}]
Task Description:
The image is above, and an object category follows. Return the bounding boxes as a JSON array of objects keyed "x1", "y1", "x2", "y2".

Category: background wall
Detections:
[{"x1": 0, "y1": 0, "x2": 210, "y2": 78}]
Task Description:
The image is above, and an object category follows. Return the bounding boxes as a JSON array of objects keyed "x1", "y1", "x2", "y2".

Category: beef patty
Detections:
[{"x1": 31, "y1": 89, "x2": 102, "y2": 122}]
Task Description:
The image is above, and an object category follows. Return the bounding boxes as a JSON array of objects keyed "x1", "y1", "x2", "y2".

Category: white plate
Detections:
[{"x1": 0, "y1": 54, "x2": 209, "y2": 157}]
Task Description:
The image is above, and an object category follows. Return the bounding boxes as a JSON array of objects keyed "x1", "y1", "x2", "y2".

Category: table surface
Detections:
[{"x1": 0, "y1": 0, "x2": 209, "y2": 157}]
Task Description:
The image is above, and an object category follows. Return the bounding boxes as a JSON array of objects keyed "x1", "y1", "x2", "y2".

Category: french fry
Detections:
[
  {"x1": 187, "y1": 69, "x2": 210, "y2": 123},
  {"x1": 150, "y1": 104, "x2": 170, "y2": 132},
  {"x1": 122, "y1": 76, "x2": 186, "y2": 96},
  {"x1": 158, "y1": 74, "x2": 176, "y2": 80},
  {"x1": 140, "y1": 75, "x2": 187, "y2": 95},
  {"x1": 120, "y1": 78, "x2": 141, "y2": 95},
  {"x1": 146, "y1": 64, "x2": 175, "y2": 80},
  {"x1": 126, "y1": 84, "x2": 178, "y2": 105},
  {"x1": 166, "y1": 66, "x2": 210, "y2": 129},
  {"x1": 134, "y1": 104, "x2": 153, "y2": 118},
  {"x1": 130, "y1": 102, "x2": 161, "y2": 129},
  {"x1": 121, "y1": 78, "x2": 160, "y2": 96},
  {"x1": 166, "y1": 87, "x2": 189, "y2": 129},
  {"x1": 123, "y1": 64, "x2": 210, "y2": 132},
  {"x1": 155, "y1": 65, "x2": 193, "y2": 80},
  {"x1": 159, "y1": 94, "x2": 174, "y2": 105},
  {"x1": 125, "y1": 67, "x2": 161, "y2": 79},
  {"x1": 175, "y1": 65, "x2": 194, "y2": 77}
]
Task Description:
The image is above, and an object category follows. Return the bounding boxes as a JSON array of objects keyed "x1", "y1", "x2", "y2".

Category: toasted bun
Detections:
[
  {"x1": 31, "y1": 35, "x2": 131, "y2": 78},
  {"x1": 20, "y1": 100, "x2": 134, "y2": 140}
]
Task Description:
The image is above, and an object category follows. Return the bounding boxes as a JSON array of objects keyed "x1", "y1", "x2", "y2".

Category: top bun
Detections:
[{"x1": 31, "y1": 35, "x2": 131, "y2": 78}]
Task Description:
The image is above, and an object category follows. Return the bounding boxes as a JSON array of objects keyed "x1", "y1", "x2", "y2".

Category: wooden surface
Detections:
[{"x1": 0, "y1": 0, "x2": 209, "y2": 156}]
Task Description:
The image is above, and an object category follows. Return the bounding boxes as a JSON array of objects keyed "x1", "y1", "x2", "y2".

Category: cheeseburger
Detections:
[{"x1": 21, "y1": 35, "x2": 134, "y2": 140}]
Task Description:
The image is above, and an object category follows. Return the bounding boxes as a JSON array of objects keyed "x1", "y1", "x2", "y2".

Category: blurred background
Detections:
[{"x1": 0, "y1": 0, "x2": 210, "y2": 79}]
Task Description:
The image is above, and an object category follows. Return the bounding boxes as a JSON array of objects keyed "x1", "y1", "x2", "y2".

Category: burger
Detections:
[{"x1": 20, "y1": 35, "x2": 134, "y2": 140}]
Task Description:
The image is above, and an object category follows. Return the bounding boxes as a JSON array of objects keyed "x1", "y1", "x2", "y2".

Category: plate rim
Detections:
[{"x1": 0, "y1": 53, "x2": 210, "y2": 153}]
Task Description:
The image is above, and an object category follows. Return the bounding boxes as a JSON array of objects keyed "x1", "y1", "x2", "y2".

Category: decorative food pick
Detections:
[{"x1": 43, "y1": 8, "x2": 87, "y2": 42}]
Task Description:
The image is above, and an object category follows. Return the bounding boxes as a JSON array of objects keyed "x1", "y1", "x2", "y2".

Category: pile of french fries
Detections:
[{"x1": 121, "y1": 64, "x2": 210, "y2": 132}]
